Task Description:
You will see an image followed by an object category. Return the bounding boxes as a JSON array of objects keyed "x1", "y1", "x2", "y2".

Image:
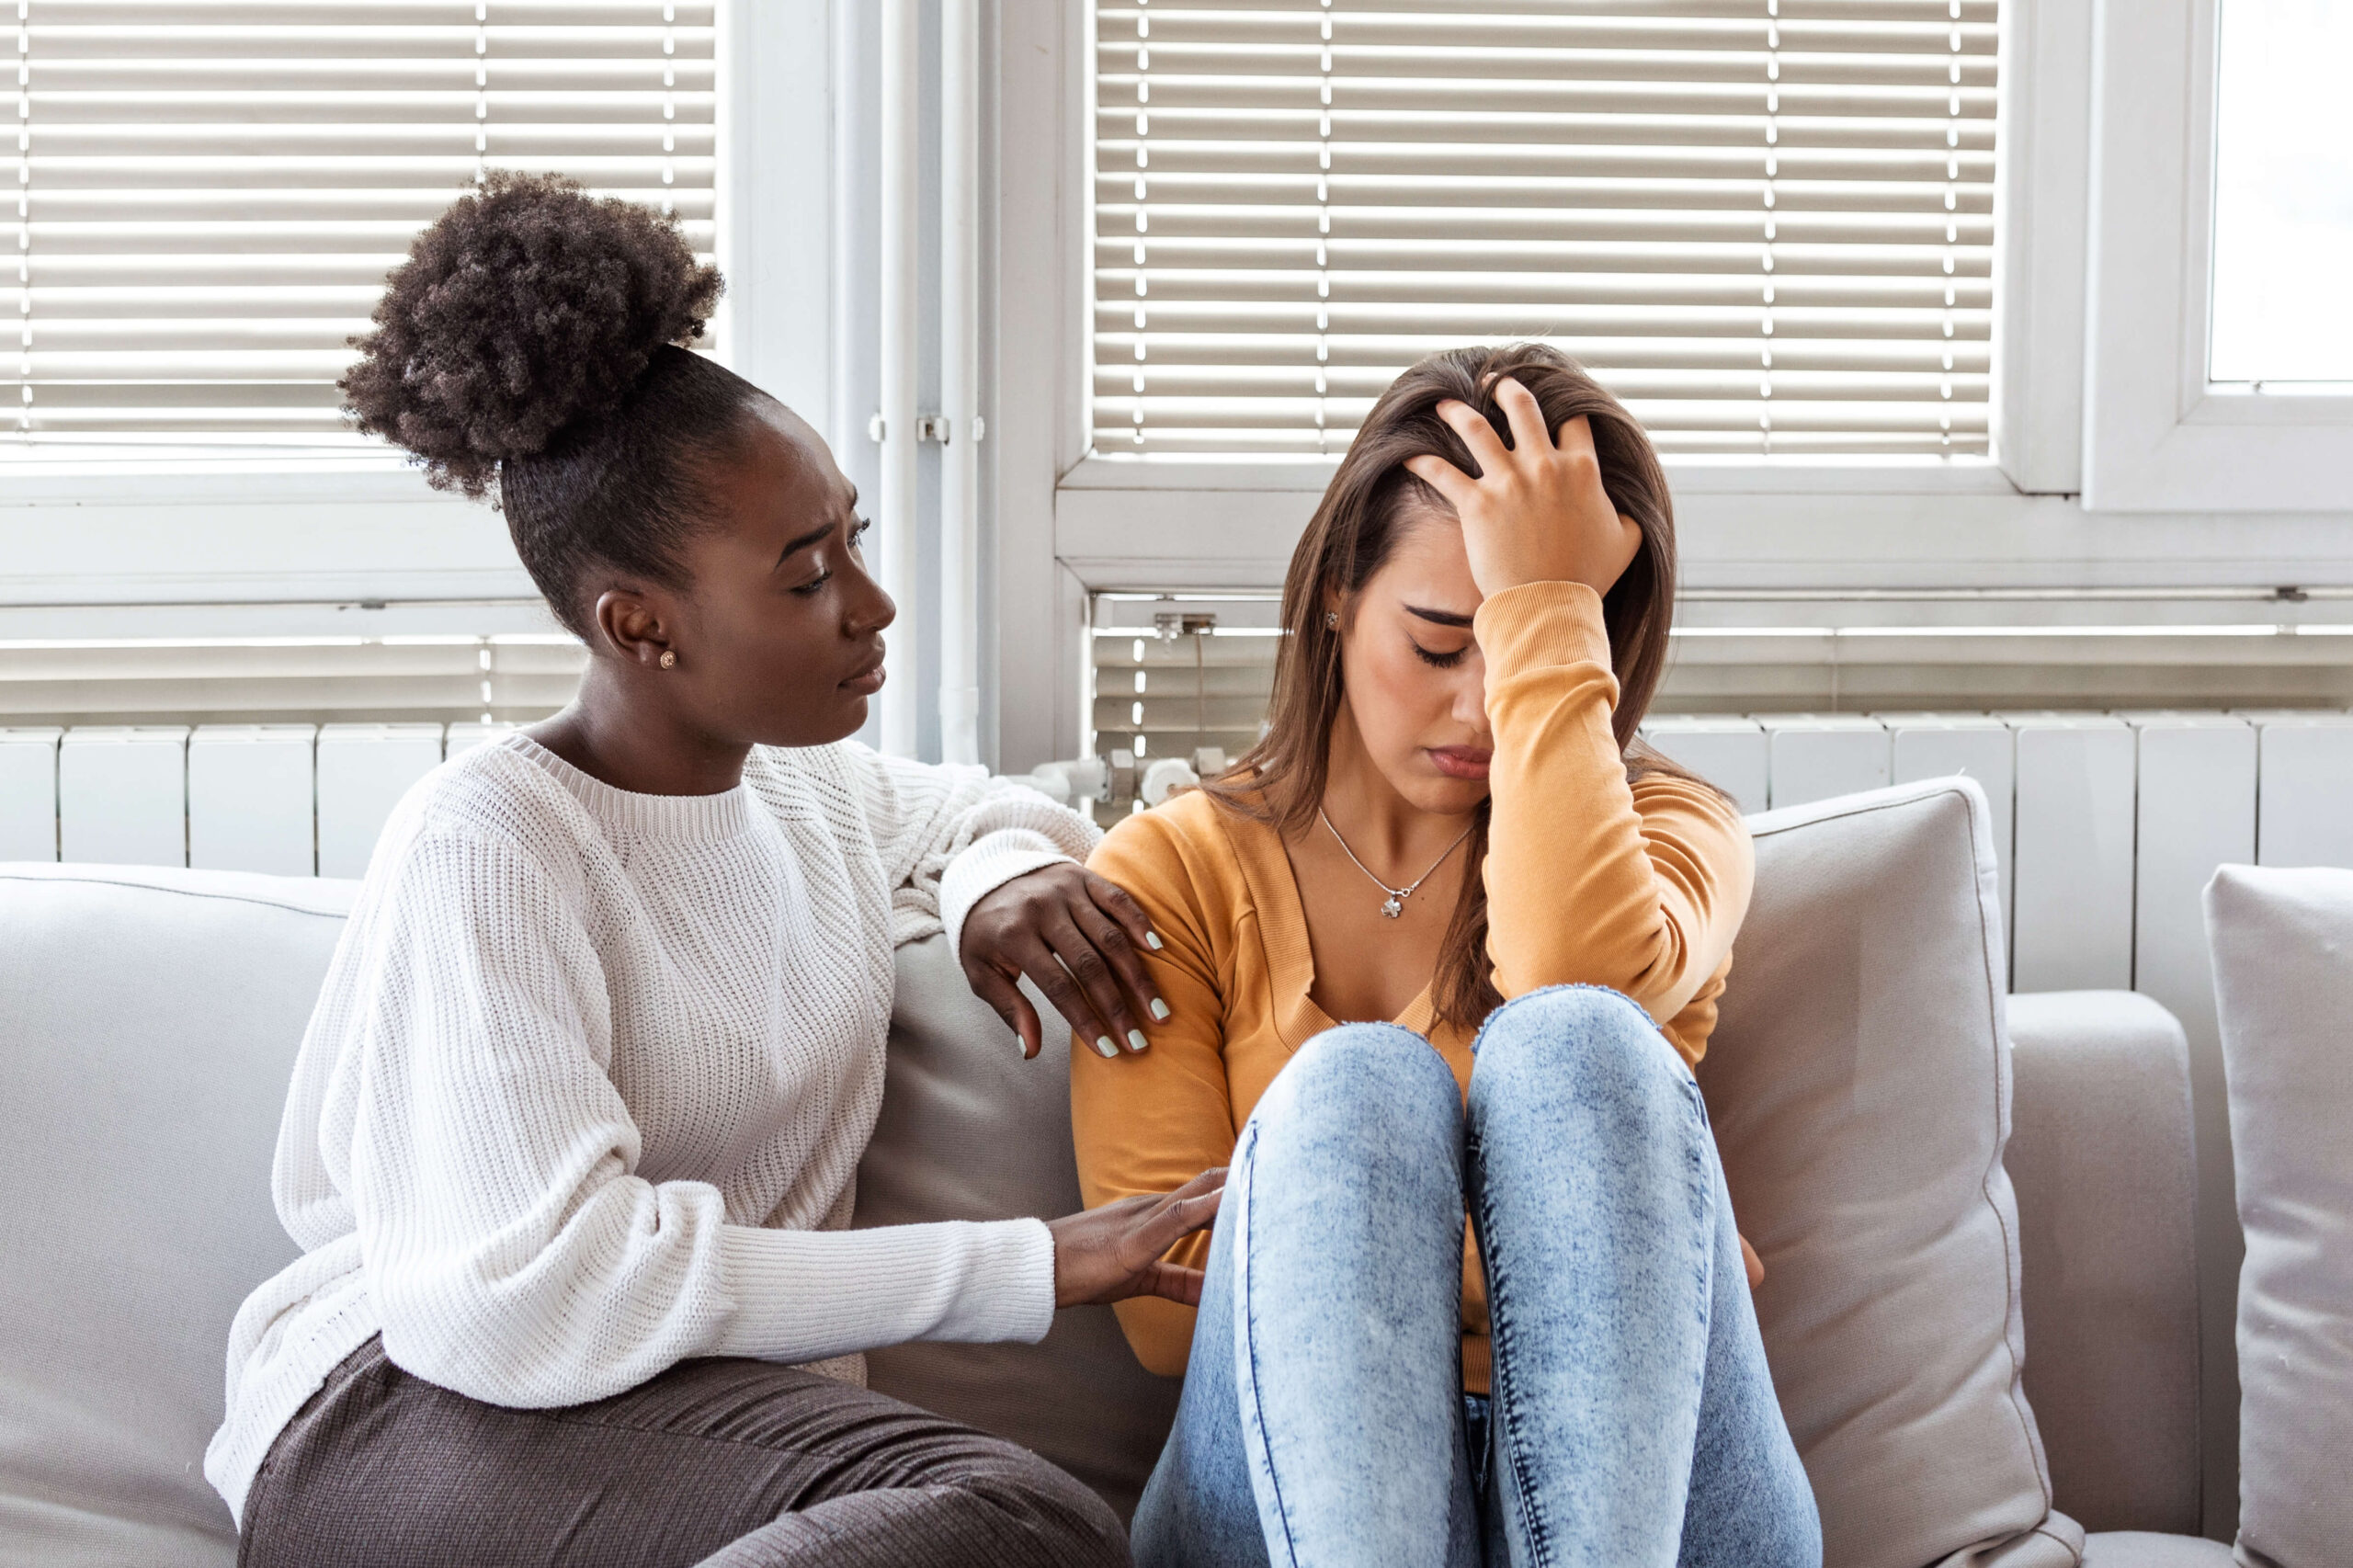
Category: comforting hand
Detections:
[
  {"x1": 1051, "y1": 1167, "x2": 1227, "y2": 1308},
  {"x1": 1403, "y1": 377, "x2": 1643, "y2": 602},
  {"x1": 961, "y1": 862, "x2": 1169, "y2": 1061}
]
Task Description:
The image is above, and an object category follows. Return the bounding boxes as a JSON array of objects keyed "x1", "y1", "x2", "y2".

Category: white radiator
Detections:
[
  {"x1": 0, "y1": 722, "x2": 516, "y2": 881},
  {"x1": 1639, "y1": 710, "x2": 2353, "y2": 1003},
  {"x1": 6, "y1": 710, "x2": 2351, "y2": 1003}
]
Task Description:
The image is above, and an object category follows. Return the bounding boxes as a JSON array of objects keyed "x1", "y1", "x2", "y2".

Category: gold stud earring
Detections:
[
  {"x1": 658, "y1": 650, "x2": 676, "y2": 669},
  {"x1": 1324, "y1": 611, "x2": 1340, "y2": 631}
]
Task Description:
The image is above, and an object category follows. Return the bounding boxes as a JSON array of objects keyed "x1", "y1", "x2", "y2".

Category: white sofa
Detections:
[{"x1": 0, "y1": 778, "x2": 2250, "y2": 1566}]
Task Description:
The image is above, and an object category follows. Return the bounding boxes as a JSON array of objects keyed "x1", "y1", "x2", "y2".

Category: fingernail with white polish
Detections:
[
  {"x1": 1150, "y1": 998, "x2": 1172, "y2": 1021},
  {"x1": 1145, "y1": 931, "x2": 1165, "y2": 950},
  {"x1": 1127, "y1": 1029, "x2": 1150, "y2": 1052},
  {"x1": 1095, "y1": 1037, "x2": 1120, "y2": 1059}
]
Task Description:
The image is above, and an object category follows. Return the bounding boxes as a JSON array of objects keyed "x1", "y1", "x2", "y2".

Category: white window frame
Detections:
[
  {"x1": 2080, "y1": 0, "x2": 2353, "y2": 512},
  {"x1": 10, "y1": 3, "x2": 2353, "y2": 760},
  {"x1": 0, "y1": 0, "x2": 833, "y2": 644},
  {"x1": 988, "y1": 0, "x2": 2353, "y2": 767}
]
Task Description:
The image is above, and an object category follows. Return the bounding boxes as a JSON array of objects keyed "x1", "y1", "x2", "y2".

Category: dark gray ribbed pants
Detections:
[{"x1": 238, "y1": 1337, "x2": 1128, "y2": 1568}]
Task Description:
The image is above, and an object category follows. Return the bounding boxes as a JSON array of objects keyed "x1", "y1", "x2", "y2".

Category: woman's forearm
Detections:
[{"x1": 1476, "y1": 581, "x2": 1751, "y2": 1020}]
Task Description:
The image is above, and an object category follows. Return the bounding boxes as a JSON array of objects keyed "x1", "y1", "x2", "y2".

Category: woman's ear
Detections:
[
  {"x1": 591, "y1": 587, "x2": 674, "y2": 670},
  {"x1": 1320, "y1": 588, "x2": 1349, "y2": 634}
]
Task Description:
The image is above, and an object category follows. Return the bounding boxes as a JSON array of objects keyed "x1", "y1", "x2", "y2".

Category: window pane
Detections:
[
  {"x1": 2, "y1": 3, "x2": 719, "y2": 449},
  {"x1": 1092, "y1": 2, "x2": 2001, "y2": 460},
  {"x1": 2209, "y1": 0, "x2": 2353, "y2": 384}
]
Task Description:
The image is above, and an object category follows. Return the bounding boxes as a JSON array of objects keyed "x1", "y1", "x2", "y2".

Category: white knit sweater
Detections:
[{"x1": 204, "y1": 733, "x2": 1098, "y2": 1523}]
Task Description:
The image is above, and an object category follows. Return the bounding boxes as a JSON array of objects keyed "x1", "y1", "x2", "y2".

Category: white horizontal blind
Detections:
[
  {"x1": 0, "y1": 632, "x2": 585, "y2": 725},
  {"x1": 5, "y1": 1, "x2": 715, "y2": 448},
  {"x1": 1090, "y1": 593, "x2": 1281, "y2": 764},
  {"x1": 1087, "y1": 588, "x2": 2353, "y2": 765},
  {"x1": 1094, "y1": 0, "x2": 1997, "y2": 457}
]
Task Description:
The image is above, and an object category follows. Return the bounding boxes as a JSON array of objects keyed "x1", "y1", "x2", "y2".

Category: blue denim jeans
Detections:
[{"x1": 1130, "y1": 985, "x2": 1822, "y2": 1568}]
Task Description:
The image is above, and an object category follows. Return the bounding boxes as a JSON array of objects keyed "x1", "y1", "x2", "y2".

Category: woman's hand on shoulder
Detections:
[
  {"x1": 1050, "y1": 1167, "x2": 1226, "y2": 1307},
  {"x1": 1404, "y1": 376, "x2": 1642, "y2": 602},
  {"x1": 961, "y1": 862, "x2": 1170, "y2": 1062}
]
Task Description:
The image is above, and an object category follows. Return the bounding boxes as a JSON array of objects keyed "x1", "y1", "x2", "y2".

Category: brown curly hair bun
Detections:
[{"x1": 343, "y1": 171, "x2": 763, "y2": 638}]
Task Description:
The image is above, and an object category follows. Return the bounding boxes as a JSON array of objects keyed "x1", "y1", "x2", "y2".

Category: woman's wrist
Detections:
[{"x1": 1473, "y1": 581, "x2": 1614, "y2": 680}]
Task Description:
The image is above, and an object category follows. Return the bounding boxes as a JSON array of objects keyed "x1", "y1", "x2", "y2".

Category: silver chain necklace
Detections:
[{"x1": 1318, "y1": 808, "x2": 1475, "y2": 919}]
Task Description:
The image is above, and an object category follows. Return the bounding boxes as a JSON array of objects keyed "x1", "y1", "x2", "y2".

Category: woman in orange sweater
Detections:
[{"x1": 1072, "y1": 346, "x2": 1818, "y2": 1566}]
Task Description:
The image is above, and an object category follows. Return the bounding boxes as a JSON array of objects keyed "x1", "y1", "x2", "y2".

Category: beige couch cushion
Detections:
[
  {"x1": 2203, "y1": 865, "x2": 2353, "y2": 1568},
  {"x1": 1702, "y1": 778, "x2": 2080, "y2": 1568},
  {"x1": 855, "y1": 935, "x2": 1179, "y2": 1520},
  {"x1": 2081, "y1": 1533, "x2": 2234, "y2": 1568},
  {"x1": 2005, "y1": 991, "x2": 2201, "y2": 1536},
  {"x1": 0, "y1": 865, "x2": 357, "y2": 1568}
]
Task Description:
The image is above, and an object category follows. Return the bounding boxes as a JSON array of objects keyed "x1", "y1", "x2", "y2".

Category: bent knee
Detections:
[
  {"x1": 941, "y1": 1438, "x2": 1129, "y2": 1567},
  {"x1": 1243, "y1": 1025, "x2": 1461, "y2": 1192},
  {"x1": 1470, "y1": 985, "x2": 1691, "y2": 1103},
  {"x1": 1251, "y1": 1022, "x2": 1459, "y2": 1145}
]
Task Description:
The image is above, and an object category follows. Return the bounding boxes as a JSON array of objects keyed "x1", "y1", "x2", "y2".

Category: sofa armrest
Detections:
[{"x1": 2005, "y1": 991, "x2": 2202, "y2": 1538}]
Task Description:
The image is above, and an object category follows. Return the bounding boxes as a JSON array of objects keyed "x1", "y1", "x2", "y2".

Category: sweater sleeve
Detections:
[
  {"x1": 327, "y1": 826, "x2": 1055, "y2": 1409},
  {"x1": 1476, "y1": 581, "x2": 1754, "y2": 1055},
  {"x1": 832, "y1": 743, "x2": 1102, "y2": 955},
  {"x1": 1068, "y1": 807, "x2": 1238, "y2": 1378}
]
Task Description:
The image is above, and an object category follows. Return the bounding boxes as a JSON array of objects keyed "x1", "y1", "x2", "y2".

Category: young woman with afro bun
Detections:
[{"x1": 205, "y1": 172, "x2": 1218, "y2": 1568}]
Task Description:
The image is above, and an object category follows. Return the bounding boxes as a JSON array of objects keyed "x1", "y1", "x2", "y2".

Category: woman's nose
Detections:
[
  {"x1": 1452, "y1": 666, "x2": 1487, "y2": 725},
  {"x1": 845, "y1": 560, "x2": 897, "y2": 636}
]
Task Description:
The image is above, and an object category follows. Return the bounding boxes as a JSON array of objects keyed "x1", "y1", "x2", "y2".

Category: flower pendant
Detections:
[{"x1": 1381, "y1": 895, "x2": 1404, "y2": 919}]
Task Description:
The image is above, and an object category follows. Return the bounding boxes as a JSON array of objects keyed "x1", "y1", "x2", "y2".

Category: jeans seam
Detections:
[
  {"x1": 1470, "y1": 1125, "x2": 1554, "y2": 1568},
  {"x1": 1233, "y1": 1121, "x2": 1303, "y2": 1568},
  {"x1": 1682, "y1": 1079, "x2": 1714, "y2": 1423}
]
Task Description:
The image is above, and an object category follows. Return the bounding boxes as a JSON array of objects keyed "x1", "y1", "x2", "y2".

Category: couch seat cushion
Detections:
[
  {"x1": 2081, "y1": 1531, "x2": 2235, "y2": 1567},
  {"x1": 2005, "y1": 991, "x2": 2200, "y2": 1535},
  {"x1": 2204, "y1": 865, "x2": 2353, "y2": 1568},
  {"x1": 855, "y1": 933, "x2": 1178, "y2": 1520},
  {"x1": 0, "y1": 865, "x2": 356, "y2": 1568},
  {"x1": 1703, "y1": 779, "x2": 2077, "y2": 1568}
]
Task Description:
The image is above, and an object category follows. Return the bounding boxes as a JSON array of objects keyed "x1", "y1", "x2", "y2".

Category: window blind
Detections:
[
  {"x1": 1090, "y1": 592, "x2": 1283, "y2": 765},
  {"x1": 5, "y1": 1, "x2": 715, "y2": 448},
  {"x1": 1086, "y1": 591, "x2": 2353, "y2": 771},
  {"x1": 1093, "y1": 1, "x2": 1998, "y2": 458},
  {"x1": 0, "y1": 631, "x2": 586, "y2": 726}
]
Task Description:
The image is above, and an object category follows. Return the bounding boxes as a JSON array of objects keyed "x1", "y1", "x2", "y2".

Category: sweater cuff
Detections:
[
  {"x1": 990, "y1": 1219, "x2": 1059, "y2": 1344},
  {"x1": 941, "y1": 830, "x2": 1080, "y2": 961},
  {"x1": 716, "y1": 1217, "x2": 1057, "y2": 1362},
  {"x1": 1473, "y1": 580, "x2": 1614, "y2": 680}
]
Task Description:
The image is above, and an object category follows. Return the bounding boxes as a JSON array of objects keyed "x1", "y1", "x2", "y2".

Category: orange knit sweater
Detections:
[{"x1": 1070, "y1": 581, "x2": 1755, "y2": 1392}]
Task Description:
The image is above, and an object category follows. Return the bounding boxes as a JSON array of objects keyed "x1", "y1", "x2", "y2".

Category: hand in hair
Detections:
[{"x1": 1404, "y1": 377, "x2": 1643, "y2": 603}]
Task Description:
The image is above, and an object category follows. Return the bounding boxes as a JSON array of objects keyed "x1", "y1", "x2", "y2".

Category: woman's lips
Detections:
[
  {"x1": 841, "y1": 651, "x2": 887, "y2": 695},
  {"x1": 1427, "y1": 746, "x2": 1493, "y2": 780}
]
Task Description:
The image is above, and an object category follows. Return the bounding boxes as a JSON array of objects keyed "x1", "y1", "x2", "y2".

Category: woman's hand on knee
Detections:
[{"x1": 1049, "y1": 1167, "x2": 1225, "y2": 1308}]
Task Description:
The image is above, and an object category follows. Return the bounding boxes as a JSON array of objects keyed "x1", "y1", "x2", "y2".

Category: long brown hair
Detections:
[{"x1": 1204, "y1": 343, "x2": 1692, "y2": 1030}]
